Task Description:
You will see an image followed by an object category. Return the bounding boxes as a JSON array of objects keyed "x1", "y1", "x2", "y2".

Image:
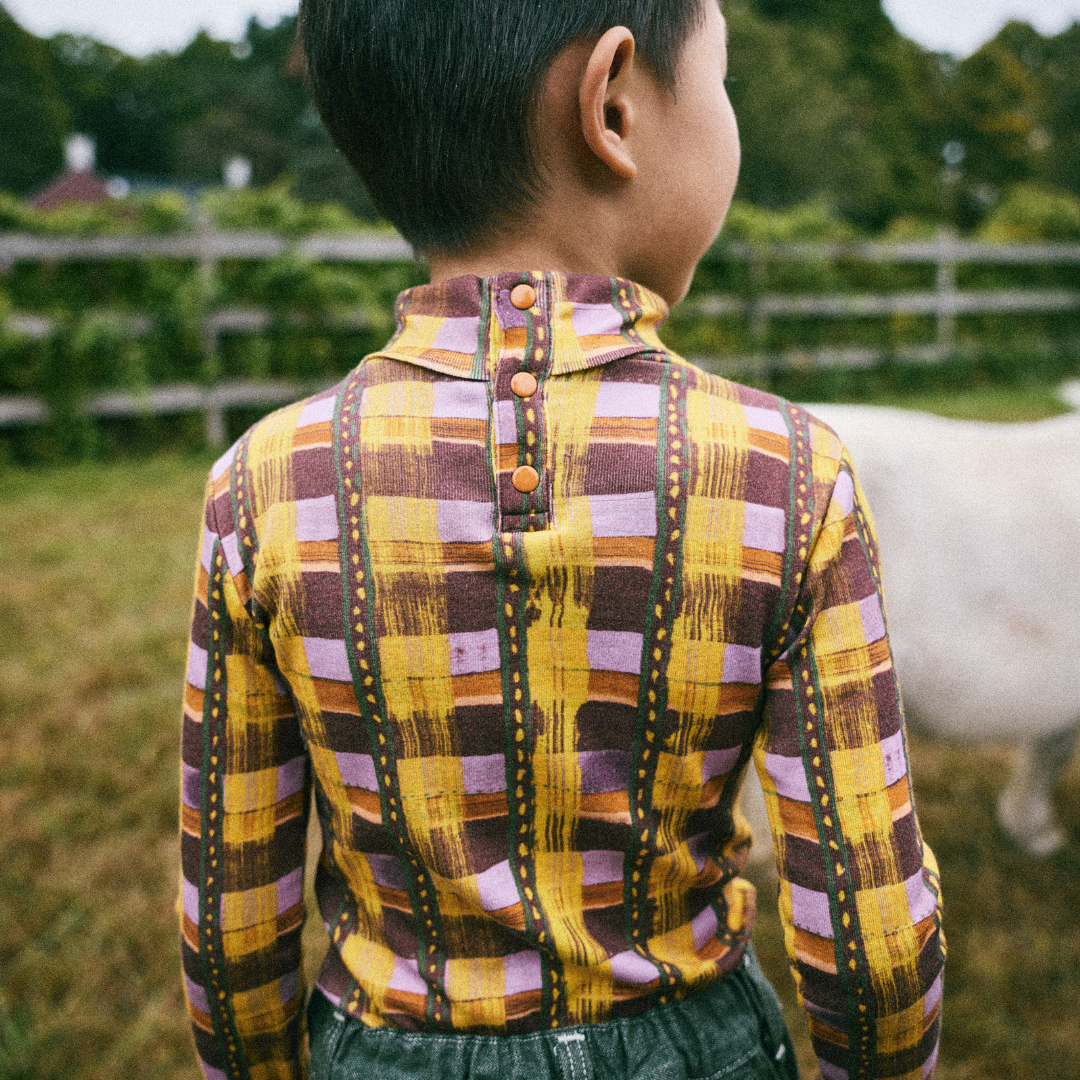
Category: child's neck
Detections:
[
  {"x1": 425, "y1": 197, "x2": 690, "y2": 304},
  {"x1": 427, "y1": 230, "x2": 621, "y2": 290}
]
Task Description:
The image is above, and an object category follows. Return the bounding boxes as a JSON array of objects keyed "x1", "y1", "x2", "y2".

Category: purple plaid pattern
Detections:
[{"x1": 180, "y1": 272, "x2": 942, "y2": 1080}]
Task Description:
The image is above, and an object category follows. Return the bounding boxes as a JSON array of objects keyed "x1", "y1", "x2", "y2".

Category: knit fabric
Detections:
[{"x1": 179, "y1": 271, "x2": 944, "y2": 1080}]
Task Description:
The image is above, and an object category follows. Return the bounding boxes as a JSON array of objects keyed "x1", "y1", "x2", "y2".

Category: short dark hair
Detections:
[{"x1": 300, "y1": 0, "x2": 706, "y2": 254}]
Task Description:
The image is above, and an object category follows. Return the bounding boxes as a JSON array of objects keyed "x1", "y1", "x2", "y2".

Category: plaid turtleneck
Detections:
[{"x1": 180, "y1": 271, "x2": 943, "y2": 1080}]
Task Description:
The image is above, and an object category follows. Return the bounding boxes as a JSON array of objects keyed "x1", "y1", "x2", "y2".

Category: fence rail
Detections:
[
  {"x1": 693, "y1": 288, "x2": 1080, "y2": 319},
  {"x1": 2, "y1": 230, "x2": 1079, "y2": 444},
  {"x1": 0, "y1": 379, "x2": 315, "y2": 446},
  {"x1": 0, "y1": 230, "x2": 414, "y2": 267},
  {"x1": 6, "y1": 307, "x2": 371, "y2": 343},
  {"x1": 719, "y1": 239, "x2": 1080, "y2": 265},
  {"x1": 3, "y1": 230, "x2": 1080, "y2": 266}
]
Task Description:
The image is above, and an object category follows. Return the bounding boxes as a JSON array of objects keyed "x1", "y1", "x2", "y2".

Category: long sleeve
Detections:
[
  {"x1": 179, "y1": 461, "x2": 311, "y2": 1080},
  {"x1": 754, "y1": 449, "x2": 945, "y2": 1080}
]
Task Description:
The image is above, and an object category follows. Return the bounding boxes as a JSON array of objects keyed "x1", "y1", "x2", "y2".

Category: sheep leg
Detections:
[
  {"x1": 997, "y1": 721, "x2": 1079, "y2": 856},
  {"x1": 738, "y1": 764, "x2": 775, "y2": 874}
]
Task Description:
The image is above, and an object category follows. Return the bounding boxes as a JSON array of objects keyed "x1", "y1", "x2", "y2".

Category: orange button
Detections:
[
  {"x1": 511, "y1": 465, "x2": 540, "y2": 493},
  {"x1": 510, "y1": 283, "x2": 537, "y2": 310},
  {"x1": 510, "y1": 371, "x2": 538, "y2": 398}
]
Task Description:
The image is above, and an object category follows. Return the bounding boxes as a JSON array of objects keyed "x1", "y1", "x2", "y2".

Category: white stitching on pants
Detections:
[
  {"x1": 555, "y1": 1031, "x2": 592, "y2": 1080},
  {"x1": 581, "y1": 1037, "x2": 595, "y2": 1080},
  {"x1": 559, "y1": 1039, "x2": 578, "y2": 1080}
]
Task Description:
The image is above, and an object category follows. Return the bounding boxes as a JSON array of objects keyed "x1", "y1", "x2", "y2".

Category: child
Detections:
[{"x1": 179, "y1": 1, "x2": 944, "y2": 1077}]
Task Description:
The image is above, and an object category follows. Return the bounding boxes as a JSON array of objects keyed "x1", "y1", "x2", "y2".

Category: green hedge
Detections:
[
  {"x1": 0, "y1": 184, "x2": 422, "y2": 460},
  {"x1": 669, "y1": 191, "x2": 1080, "y2": 364},
  {"x1": 1, "y1": 185, "x2": 1079, "y2": 463}
]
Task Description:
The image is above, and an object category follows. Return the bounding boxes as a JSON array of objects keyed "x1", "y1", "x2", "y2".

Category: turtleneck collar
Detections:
[{"x1": 373, "y1": 271, "x2": 670, "y2": 381}]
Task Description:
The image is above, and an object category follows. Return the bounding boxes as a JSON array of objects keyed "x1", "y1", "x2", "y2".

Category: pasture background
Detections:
[
  {"x1": 1, "y1": 382, "x2": 1079, "y2": 1080},
  {"x1": 4, "y1": 0, "x2": 1080, "y2": 1074}
]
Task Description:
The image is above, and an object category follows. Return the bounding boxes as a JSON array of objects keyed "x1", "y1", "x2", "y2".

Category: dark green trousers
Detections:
[{"x1": 308, "y1": 947, "x2": 799, "y2": 1080}]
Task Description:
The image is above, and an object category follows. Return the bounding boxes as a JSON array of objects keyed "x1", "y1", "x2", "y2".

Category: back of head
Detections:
[{"x1": 300, "y1": 0, "x2": 705, "y2": 256}]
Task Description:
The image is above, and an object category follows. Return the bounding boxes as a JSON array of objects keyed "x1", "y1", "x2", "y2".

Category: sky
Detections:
[{"x1": 4, "y1": 0, "x2": 1080, "y2": 58}]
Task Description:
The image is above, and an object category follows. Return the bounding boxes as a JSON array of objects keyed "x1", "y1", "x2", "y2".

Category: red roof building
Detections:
[
  {"x1": 30, "y1": 169, "x2": 110, "y2": 211},
  {"x1": 29, "y1": 134, "x2": 126, "y2": 211}
]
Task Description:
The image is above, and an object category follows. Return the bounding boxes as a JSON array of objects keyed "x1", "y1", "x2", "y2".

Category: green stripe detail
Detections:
[
  {"x1": 199, "y1": 537, "x2": 251, "y2": 1080},
  {"x1": 228, "y1": 429, "x2": 258, "y2": 584},
  {"x1": 717, "y1": 400, "x2": 817, "y2": 862},
  {"x1": 765, "y1": 398, "x2": 802, "y2": 652},
  {"x1": 332, "y1": 363, "x2": 452, "y2": 1028},
  {"x1": 472, "y1": 282, "x2": 491, "y2": 380},
  {"x1": 797, "y1": 645, "x2": 877, "y2": 1078},
  {"x1": 623, "y1": 360, "x2": 689, "y2": 996},
  {"x1": 708, "y1": 398, "x2": 799, "y2": 928},
  {"x1": 493, "y1": 527, "x2": 566, "y2": 1026},
  {"x1": 226, "y1": 429, "x2": 276, "y2": 644}
]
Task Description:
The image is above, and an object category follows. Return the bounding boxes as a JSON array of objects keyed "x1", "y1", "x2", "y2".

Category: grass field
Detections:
[{"x1": 1, "y1": 384, "x2": 1078, "y2": 1079}]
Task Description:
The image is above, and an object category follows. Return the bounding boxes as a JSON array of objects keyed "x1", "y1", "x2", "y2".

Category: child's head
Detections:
[{"x1": 301, "y1": 0, "x2": 739, "y2": 303}]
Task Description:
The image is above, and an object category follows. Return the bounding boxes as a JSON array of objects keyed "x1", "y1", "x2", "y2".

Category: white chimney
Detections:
[
  {"x1": 224, "y1": 156, "x2": 253, "y2": 190},
  {"x1": 65, "y1": 134, "x2": 96, "y2": 174}
]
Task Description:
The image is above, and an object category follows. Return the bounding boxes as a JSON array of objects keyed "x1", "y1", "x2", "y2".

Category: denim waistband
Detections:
[{"x1": 308, "y1": 946, "x2": 798, "y2": 1080}]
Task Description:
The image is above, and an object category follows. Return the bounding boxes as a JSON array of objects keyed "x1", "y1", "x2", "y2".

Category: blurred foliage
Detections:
[
  {"x1": 0, "y1": 186, "x2": 1078, "y2": 463},
  {"x1": 1, "y1": 0, "x2": 1079, "y2": 464},
  {"x1": 0, "y1": 183, "x2": 423, "y2": 463},
  {"x1": 727, "y1": 2, "x2": 1080, "y2": 231},
  {"x1": 728, "y1": 0, "x2": 949, "y2": 230},
  {"x1": 719, "y1": 198, "x2": 857, "y2": 244},
  {"x1": 0, "y1": 996, "x2": 34, "y2": 1080},
  {"x1": 0, "y1": 8, "x2": 69, "y2": 198},
  {"x1": 0, "y1": 181, "x2": 375, "y2": 237},
  {"x1": 0, "y1": 10, "x2": 377, "y2": 219},
  {"x1": 0, "y1": 2, "x2": 1079, "y2": 234},
  {"x1": 201, "y1": 179, "x2": 371, "y2": 237},
  {"x1": 670, "y1": 195, "x2": 1080, "y2": 375},
  {"x1": 761, "y1": 344, "x2": 1080, "y2": 411},
  {"x1": 977, "y1": 184, "x2": 1080, "y2": 243},
  {"x1": 0, "y1": 189, "x2": 188, "y2": 236},
  {"x1": 946, "y1": 21, "x2": 1080, "y2": 228}
]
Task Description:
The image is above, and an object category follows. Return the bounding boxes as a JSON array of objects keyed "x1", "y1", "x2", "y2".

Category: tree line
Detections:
[{"x1": 1, "y1": 0, "x2": 1078, "y2": 233}]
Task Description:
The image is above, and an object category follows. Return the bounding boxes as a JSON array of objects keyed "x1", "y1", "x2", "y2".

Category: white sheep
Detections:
[{"x1": 741, "y1": 381, "x2": 1080, "y2": 860}]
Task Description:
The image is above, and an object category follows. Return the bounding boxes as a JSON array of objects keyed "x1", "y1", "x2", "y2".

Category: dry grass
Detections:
[
  {"x1": 0, "y1": 457, "x2": 209, "y2": 1080},
  {"x1": 1, "y1": 433, "x2": 1077, "y2": 1078}
]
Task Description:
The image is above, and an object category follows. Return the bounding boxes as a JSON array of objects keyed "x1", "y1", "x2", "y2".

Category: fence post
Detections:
[
  {"x1": 935, "y1": 227, "x2": 958, "y2": 356},
  {"x1": 195, "y1": 213, "x2": 227, "y2": 448},
  {"x1": 746, "y1": 247, "x2": 771, "y2": 381},
  {"x1": 202, "y1": 387, "x2": 227, "y2": 449}
]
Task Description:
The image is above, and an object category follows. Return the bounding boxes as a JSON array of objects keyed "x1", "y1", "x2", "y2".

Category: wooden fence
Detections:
[{"x1": 2, "y1": 229, "x2": 1078, "y2": 445}]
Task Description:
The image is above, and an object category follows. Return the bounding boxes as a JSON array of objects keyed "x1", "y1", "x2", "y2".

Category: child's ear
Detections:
[{"x1": 578, "y1": 26, "x2": 638, "y2": 180}]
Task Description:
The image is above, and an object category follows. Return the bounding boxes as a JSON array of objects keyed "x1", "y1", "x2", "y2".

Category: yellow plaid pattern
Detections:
[{"x1": 180, "y1": 272, "x2": 943, "y2": 1080}]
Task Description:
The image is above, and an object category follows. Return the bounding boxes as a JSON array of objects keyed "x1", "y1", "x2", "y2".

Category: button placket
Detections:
[{"x1": 492, "y1": 275, "x2": 552, "y2": 533}]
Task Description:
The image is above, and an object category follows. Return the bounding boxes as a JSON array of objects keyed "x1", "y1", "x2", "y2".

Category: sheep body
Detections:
[{"x1": 742, "y1": 384, "x2": 1080, "y2": 860}]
